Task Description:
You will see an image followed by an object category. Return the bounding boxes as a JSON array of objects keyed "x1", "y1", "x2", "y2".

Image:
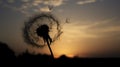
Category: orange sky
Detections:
[{"x1": 0, "y1": 0, "x2": 120, "y2": 58}]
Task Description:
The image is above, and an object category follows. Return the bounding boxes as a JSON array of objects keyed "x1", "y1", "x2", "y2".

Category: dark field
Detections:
[{"x1": 0, "y1": 42, "x2": 119, "y2": 66}]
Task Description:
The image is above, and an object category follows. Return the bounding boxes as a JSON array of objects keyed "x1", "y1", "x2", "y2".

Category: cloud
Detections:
[
  {"x1": 43, "y1": 0, "x2": 64, "y2": 7},
  {"x1": 32, "y1": 0, "x2": 42, "y2": 6},
  {"x1": 87, "y1": 25, "x2": 120, "y2": 35},
  {"x1": 32, "y1": 0, "x2": 65, "y2": 7},
  {"x1": 20, "y1": 3, "x2": 31, "y2": 9},
  {"x1": 1, "y1": 0, "x2": 67, "y2": 16},
  {"x1": 100, "y1": 26, "x2": 120, "y2": 33},
  {"x1": 20, "y1": 0, "x2": 66, "y2": 13},
  {"x1": 83, "y1": 18, "x2": 120, "y2": 37},
  {"x1": 7, "y1": 0, "x2": 15, "y2": 3},
  {"x1": 32, "y1": 0, "x2": 66, "y2": 12},
  {"x1": 72, "y1": 18, "x2": 120, "y2": 38},
  {"x1": 1, "y1": 3, "x2": 30, "y2": 17},
  {"x1": 40, "y1": 6, "x2": 51, "y2": 12},
  {"x1": 77, "y1": 0, "x2": 97, "y2": 5},
  {"x1": 22, "y1": 0, "x2": 29, "y2": 3},
  {"x1": 87, "y1": 18, "x2": 115, "y2": 28}
]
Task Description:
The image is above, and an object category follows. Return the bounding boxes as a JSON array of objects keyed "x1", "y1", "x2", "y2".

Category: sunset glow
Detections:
[{"x1": 0, "y1": 0, "x2": 120, "y2": 58}]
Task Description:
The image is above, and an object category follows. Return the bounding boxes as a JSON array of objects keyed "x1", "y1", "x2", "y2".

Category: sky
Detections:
[{"x1": 0, "y1": 0, "x2": 120, "y2": 58}]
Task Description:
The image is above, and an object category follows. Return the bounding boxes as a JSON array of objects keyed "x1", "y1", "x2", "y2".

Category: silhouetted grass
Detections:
[{"x1": 0, "y1": 42, "x2": 119, "y2": 66}]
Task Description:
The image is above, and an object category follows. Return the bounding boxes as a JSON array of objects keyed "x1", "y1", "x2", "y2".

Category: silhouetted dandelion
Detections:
[{"x1": 23, "y1": 13, "x2": 63, "y2": 58}]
